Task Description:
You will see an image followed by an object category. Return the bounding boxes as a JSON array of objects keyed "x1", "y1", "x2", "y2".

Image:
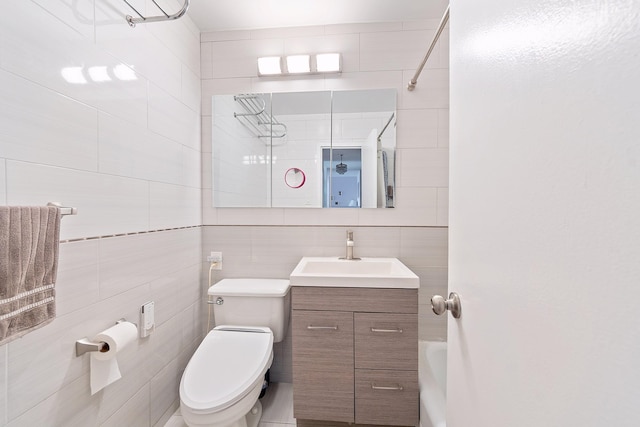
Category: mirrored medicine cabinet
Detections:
[{"x1": 211, "y1": 88, "x2": 396, "y2": 208}]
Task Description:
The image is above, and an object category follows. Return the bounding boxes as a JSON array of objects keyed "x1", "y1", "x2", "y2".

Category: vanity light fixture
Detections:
[
  {"x1": 257, "y1": 53, "x2": 342, "y2": 76},
  {"x1": 315, "y1": 53, "x2": 341, "y2": 73},
  {"x1": 286, "y1": 55, "x2": 311, "y2": 73},
  {"x1": 257, "y1": 56, "x2": 283, "y2": 76}
]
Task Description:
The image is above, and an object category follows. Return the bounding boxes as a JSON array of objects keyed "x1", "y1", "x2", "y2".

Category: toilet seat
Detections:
[{"x1": 180, "y1": 326, "x2": 274, "y2": 415}]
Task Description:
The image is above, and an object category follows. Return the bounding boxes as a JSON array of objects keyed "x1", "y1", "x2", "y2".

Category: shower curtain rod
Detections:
[
  {"x1": 407, "y1": 5, "x2": 449, "y2": 91},
  {"x1": 377, "y1": 113, "x2": 396, "y2": 141}
]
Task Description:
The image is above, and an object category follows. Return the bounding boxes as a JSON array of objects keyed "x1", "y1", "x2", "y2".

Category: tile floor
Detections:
[{"x1": 165, "y1": 382, "x2": 296, "y2": 427}]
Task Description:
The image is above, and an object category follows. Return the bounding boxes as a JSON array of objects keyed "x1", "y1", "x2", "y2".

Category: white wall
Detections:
[
  {"x1": 0, "y1": 1, "x2": 202, "y2": 426},
  {"x1": 200, "y1": 19, "x2": 450, "y2": 382}
]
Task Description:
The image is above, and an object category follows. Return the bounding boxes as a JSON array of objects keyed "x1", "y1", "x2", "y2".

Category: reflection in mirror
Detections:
[
  {"x1": 323, "y1": 149, "x2": 362, "y2": 208},
  {"x1": 332, "y1": 89, "x2": 396, "y2": 208},
  {"x1": 285, "y1": 168, "x2": 306, "y2": 189},
  {"x1": 212, "y1": 93, "x2": 274, "y2": 207},
  {"x1": 272, "y1": 91, "x2": 332, "y2": 207},
  {"x1": 211, "y1": 89, "x2": 396, "y2": 208}
]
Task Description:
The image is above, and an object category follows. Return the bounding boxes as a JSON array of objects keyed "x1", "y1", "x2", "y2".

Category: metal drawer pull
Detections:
[
  {"x1": 371, "y1": 383, "x2": 404, "y2": 391},
  {"x1": 307, "y1": 325, "x2": 338, "y2": 330},
  {"x1": 370, "y1": 327, "x2": 403, "y2": 333}
]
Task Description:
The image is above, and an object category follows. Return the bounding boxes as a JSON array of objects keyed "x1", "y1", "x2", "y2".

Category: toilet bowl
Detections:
[
  {"x1": 180, "y1": 326, "x2": 274, "y2": 427},
  {"x1": 179, "y1": 278, "x2": 290, "y2": 427}
]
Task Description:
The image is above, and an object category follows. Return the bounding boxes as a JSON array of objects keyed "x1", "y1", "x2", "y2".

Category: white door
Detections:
[{"x1": 447, "y1": 0, "x2": 640, "y2": 426}]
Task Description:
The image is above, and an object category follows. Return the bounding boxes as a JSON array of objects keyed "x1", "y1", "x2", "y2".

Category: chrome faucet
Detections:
[{"x1": 342, "y1": 230, "x2": 360, "y2": 260}]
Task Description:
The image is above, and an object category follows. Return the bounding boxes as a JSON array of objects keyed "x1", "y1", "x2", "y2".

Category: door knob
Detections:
[{"x1": 431, "y1": 292, "x2": 461, "y2": 318}]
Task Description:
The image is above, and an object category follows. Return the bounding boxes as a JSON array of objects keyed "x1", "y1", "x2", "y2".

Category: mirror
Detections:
[{"x1": 211, "y1": 89, "x2": 396, "y2": 208}]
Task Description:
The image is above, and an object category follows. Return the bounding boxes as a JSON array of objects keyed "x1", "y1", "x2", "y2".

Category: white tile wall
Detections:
[
  {"x1": 1, "y1": 2, "x2": 149, "y2": 128},
  {"x1": 101, "y1": 385, "x2": 150, "y2": 427},
  {"x1": 396, "y1": 109, "x2": 439, "y2": 149},
  {"x1": 0, "y1": 160, "x2": 6, "y2": 205},
  {"x1": 0, "y1": 346, "x2": 6, "y2": 427},
  {"x1": 149, "y1": 184, "x2": 202, "y2": 229},
  {"x1": 0, "y1": 70, "x2": 99, "y2": 171},
  {"x1": 149, "y1": 359, "x2": 181, "y2": 426},
  {"x1": 6, "y1": 160, "x2": 150, "y2": 241},
  {"x1": 396, "y1": 148, "x2": 449, "y2": 188},
  {"x1": 211, "y1": 38, "x2": 285, "y2": 79},
  {"x1": 31, "y1": 0, "x2": 96, "y2": 42},
  {"x1": 359, "y1": 30, "x2": 433, "y2": 71},
  {"x1": 55, "y1": 240, "x2": 100, "y2": 317},
  {"x1": 181, "y1": 65, "x2": 202, "y2": 112},
  {"x1": 438, "y1": 108, "x2": 450, "y2": 148},
  {"x1": 437, "y1": 187, "x2": 449, "y2": 226},
  {"x1": 148, "y1": 83, "x2": 200, "y2": 150},
  {"x1": 98, "y1": 112, "x2": 184, "y2": 185},
  {"x1": 1, "y1": 1, "x2": 202, "y2": 425}
]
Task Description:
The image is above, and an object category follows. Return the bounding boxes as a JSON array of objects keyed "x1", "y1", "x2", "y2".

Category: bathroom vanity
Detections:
[{"x1": 290, "y1": 257, "x2": 419, "y2": 427}]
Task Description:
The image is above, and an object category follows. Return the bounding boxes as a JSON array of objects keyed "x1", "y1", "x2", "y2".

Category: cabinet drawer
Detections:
[
  {"x1": 292, "y1": 287, "x2": 418, "y2": 313},
  {"x1": 355, "y1": 313, "x2": 418, "y2": 371},
  {"x1": 292, "y1": 310, "x2": 354, "y2": 423},
  {"x1": 355, "y1": 369, "x2": 418, "y2": 426}
]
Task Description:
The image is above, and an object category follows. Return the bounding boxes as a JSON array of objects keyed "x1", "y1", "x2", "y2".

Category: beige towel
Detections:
[{"x1": 0, "y1": 206, "x2": 61, "y2": 345}]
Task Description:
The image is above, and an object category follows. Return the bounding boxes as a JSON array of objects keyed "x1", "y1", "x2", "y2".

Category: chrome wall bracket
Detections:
[
  {"x1": 75, "y1": 338, "x2": 108, "y2": 357},
  {"x1": 47, "y1": 201, "x2": 77, "y2": 216}
]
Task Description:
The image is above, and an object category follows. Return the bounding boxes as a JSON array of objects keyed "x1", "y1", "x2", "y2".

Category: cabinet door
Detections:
[
  {"x1": 292, "y1": 310, "x2": 354, "y2": 423},
  {"x1": 355, "y1": 313, "x2": 418, "y2": 371}
]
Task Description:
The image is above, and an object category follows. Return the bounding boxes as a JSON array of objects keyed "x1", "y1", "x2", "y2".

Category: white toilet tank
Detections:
[{"x1": 208, "y1": 278, "x2": 291, "y2": 342}]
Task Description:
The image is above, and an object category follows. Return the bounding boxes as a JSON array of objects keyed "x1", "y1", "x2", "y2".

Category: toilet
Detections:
[{"x1": 179, "y1": 278, "x2": 291, "y2": 427}]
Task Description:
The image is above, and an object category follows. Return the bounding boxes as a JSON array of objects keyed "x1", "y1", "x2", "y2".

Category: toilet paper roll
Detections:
[{"x1": 90, "y1": 321, "x2": 138, "y2": 395}]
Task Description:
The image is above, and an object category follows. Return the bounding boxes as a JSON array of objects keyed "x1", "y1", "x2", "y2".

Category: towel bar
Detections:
[{"x1": 47, "y1": 202, "x2": 77, "y2": 216}]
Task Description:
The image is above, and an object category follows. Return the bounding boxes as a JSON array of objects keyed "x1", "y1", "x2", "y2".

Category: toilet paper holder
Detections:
[{"x1": 75, "y1": 319, "x2": 136, "y2": 357}]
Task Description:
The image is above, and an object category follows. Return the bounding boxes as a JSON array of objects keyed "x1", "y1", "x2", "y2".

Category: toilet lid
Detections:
[{"x1": 180, "y1": 327, "x2": 274, "y2": 413}]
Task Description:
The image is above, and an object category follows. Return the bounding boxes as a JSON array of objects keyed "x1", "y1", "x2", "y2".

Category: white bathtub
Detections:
[{"x1": 419, "y1": 340, "x2": 447, "y2": 427}]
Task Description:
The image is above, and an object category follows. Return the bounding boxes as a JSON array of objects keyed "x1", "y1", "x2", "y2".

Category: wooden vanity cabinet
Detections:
[{"x1": 292, "y1": 286, "x2": 419, "y2": 427}]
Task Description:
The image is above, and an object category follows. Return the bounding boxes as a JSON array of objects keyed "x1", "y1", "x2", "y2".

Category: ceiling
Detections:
[{"x1": 186, "y1": 0, "x2": 449, "y2": 32}]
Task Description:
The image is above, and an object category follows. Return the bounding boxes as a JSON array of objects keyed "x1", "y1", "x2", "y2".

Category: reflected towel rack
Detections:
[
  {"x1": 123, "y1": 0, "x2": 190, "y2": 28},
  {"x1": 233, "y1": 94, "x2": 288, "y2": 141},
  {"x1": 407, "y1": 4, "x2": 449, "y2": 91},
  {"x1": 47, "y1": 202, "x2": 77, "y2": 217}
]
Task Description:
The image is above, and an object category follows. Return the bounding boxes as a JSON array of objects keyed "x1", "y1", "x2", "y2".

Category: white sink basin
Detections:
[{"x1": 290, "y1": 257, "x2": 419, "y2": 288}]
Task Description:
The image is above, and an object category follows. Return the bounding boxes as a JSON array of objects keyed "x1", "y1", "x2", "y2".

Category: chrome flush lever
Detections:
[{"x1": 431, "y1": 292, "x2": 462, "y2": 318}]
